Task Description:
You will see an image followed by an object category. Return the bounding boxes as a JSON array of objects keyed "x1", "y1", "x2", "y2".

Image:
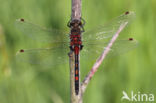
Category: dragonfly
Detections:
[{"x1": 15, "y1": 11, "x2": 137, "y2": 95}]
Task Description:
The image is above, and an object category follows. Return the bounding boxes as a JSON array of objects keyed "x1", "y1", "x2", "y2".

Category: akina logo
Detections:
[{"x1": 121, "y1": 91, "x2": 154, "y2": 102}]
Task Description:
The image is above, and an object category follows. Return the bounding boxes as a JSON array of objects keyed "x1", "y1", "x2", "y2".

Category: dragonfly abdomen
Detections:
[{"x1": 75, "y1": 53, "x2": 79, "y2": 95}]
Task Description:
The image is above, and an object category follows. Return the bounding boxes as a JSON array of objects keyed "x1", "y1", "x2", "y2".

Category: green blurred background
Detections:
[{"x1": 0, "y1": 0, "x2": 156, "y2": 103}]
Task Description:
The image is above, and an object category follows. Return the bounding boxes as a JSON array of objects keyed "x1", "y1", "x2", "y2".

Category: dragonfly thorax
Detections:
[{"x1": 69, "y1": 19, "x2": 83, "y2": 52}]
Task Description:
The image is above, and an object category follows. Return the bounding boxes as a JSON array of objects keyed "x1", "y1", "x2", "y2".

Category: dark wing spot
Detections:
[
  {"x1": 20, "y1": 18, "x2": 24, "y2": 22},
  {"x1": 20, "y1": 49, "x2": 24, "y2": 52},
  {"x1": 125, "y1": 11, "x2": 129, "y2": 15},
  {"x1": 129, "y1": 38, "x2": 133, "y2": 41}
]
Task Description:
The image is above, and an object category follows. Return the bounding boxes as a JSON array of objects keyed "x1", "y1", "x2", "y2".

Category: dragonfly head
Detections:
[{"x1": 69, "y1": 19, "x2": 82, "y2": 28}]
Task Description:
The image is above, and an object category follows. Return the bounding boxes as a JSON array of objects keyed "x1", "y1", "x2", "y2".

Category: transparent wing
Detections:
[
  {"x1": 15, "y1": 11, "x2": 136, "y2": 68},
  {"x1": 15, "y1": 19, "x2": 69, "y2": 43},
  {"x1": 83, "y1": 11, "x2": 135, "y2": 43},
  {"x1": 81, "y1": 38, "x2": 138, "y2": 62},
  {"x1": 16, "y1": 44, "x2": 69, "y2": 68}
]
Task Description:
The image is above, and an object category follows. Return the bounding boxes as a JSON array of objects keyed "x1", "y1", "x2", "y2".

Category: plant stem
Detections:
[
  {"x1": 71, "y1": 0, "x2": 81, "y2": 20},
  {"x1": 69, "y1": 0, "x2": 82, "y2": 103}
]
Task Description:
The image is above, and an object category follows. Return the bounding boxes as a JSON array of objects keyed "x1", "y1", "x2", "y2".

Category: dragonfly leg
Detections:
[
  {"x1": 69, "y1": 46, "x2": 74, "y2": 51},
  {"x1": 81, "y1": 17, "x2": 85, "y2": 27},
  {"x1": 80, "y1": 45, "x2": 83, "y2": 50},
  {"x1": 67, "y1": 19, "x2": 72, "y2": 28},
  {"x1": 80, "y1": 18, "x2": 85, "y2": 32},
  {"x1": 81, "y1": 26, "x2": 85, "y2": 32}
]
